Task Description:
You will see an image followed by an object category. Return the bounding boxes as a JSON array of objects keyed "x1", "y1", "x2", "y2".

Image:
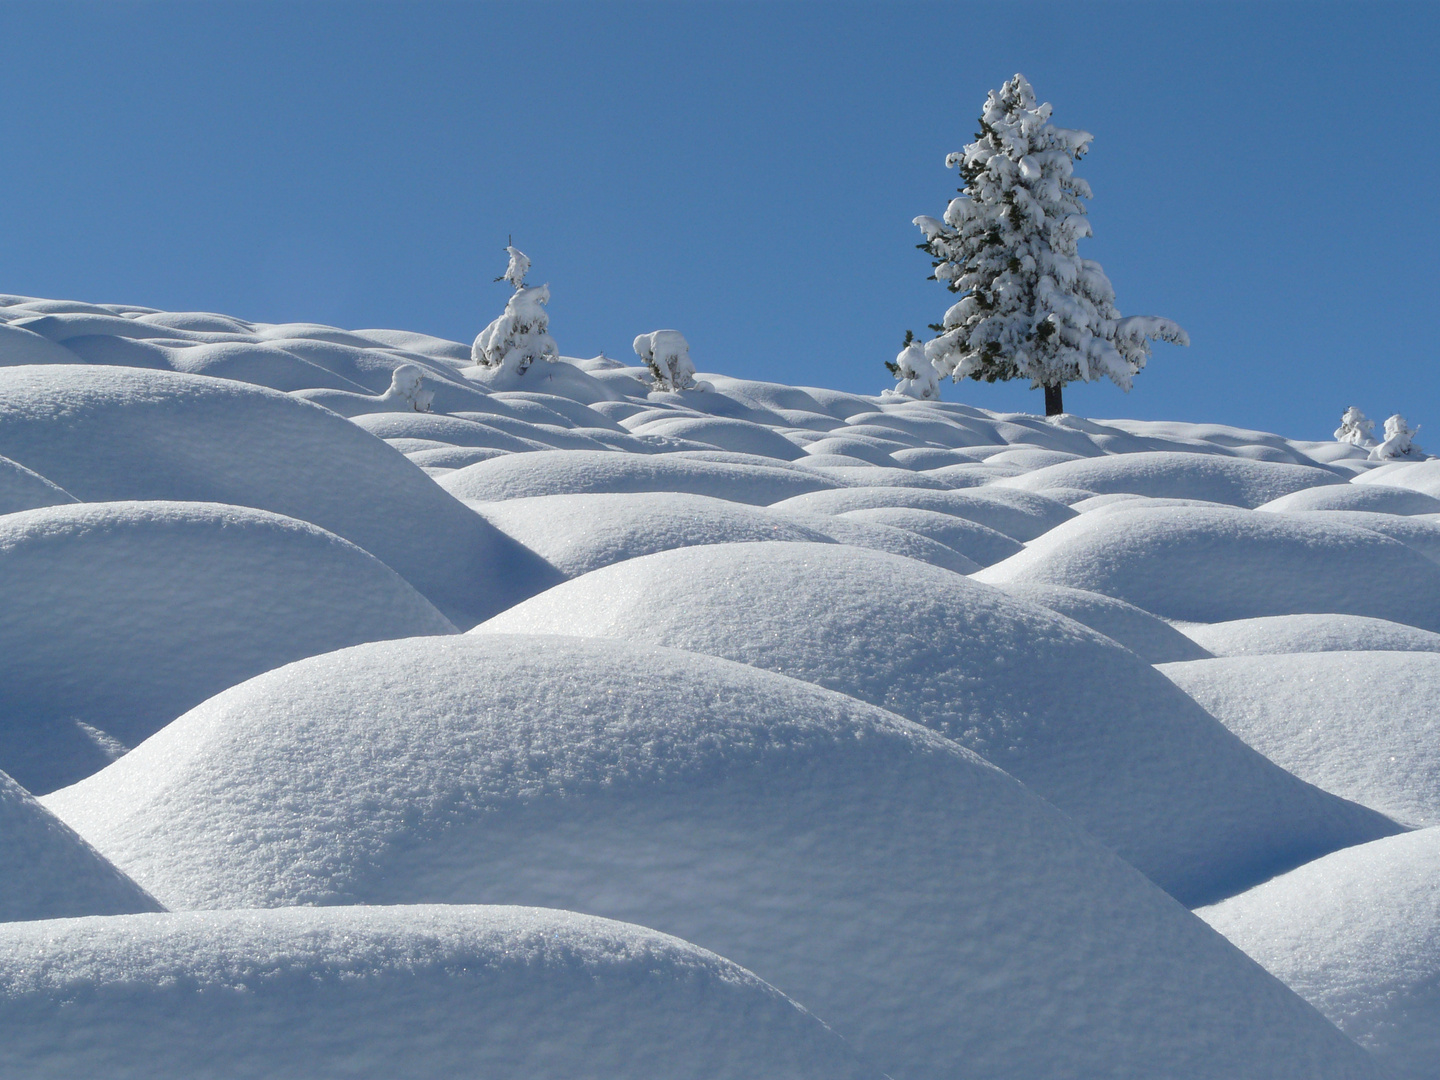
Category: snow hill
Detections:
[{"x1": 0, "y1": 293, "x2": 1435, "y2": 1078}]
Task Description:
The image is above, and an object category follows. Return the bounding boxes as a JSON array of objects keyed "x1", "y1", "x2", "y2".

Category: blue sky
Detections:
[{"x1": 0, "y1": 1, "x2": 1434, "y2": 439}]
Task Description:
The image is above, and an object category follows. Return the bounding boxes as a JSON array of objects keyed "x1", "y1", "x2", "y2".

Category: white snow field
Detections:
[
  {"x1": 42, "y1": 635, "x2": 1382, "y2": 1080},
  {"x1": 1199, "y1": 828, "x2": 1440, "y2": 1080},
  {"x1": 3, "y1": 294, "x2": 1438, "y2": 1075},
  {"x1": 0, "y1": 906, "x2": 875, "y2": 1080}
]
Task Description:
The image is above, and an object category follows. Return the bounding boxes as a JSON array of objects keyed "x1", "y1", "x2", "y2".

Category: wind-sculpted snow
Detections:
[
  {"x1": 0, "y1": 454, "x2": 74, "y2": 515},
  {"x1": 467, "y1": 492, "x2": 836, "y2": 577},
  {"x1": 1178, "y1": 614, "x2": 1440, "y2": 656},
  {"x1": 438, "y1": 447, "x2": 838, "y2": 504},
  {"x1": 0, "y1": 500, "x2": 455, "y2": 793},
  {"x1": 1160, "y1": 652, "x2": 1440, "y2": 826},
  {"x1": 0, "y1": 771, "x2": 160, "y2": 922},
  {"x1": 0, "y1": 365, "x2": 559, "y2": 626},
  {"x1": 477, "y1": 544, "x2": 1397, "y2": 905},
  {"x1": 42, "y1": 635, "x2": 1384, "y2": 1080},
  {"x1": 1258, "y1": 483, "x2": 1440, "y2": 515},
  {"x1": 1199, "y1": 829, "x2": 1440, "y2": 1080},
  {"x1": 974, "y1": 505, "x2": 1440, "y2": 630},
  {"x1": 833, "y1": 506, "x2": 1023, "y2": 566},
  {"x1": 996, "y1": 450, "x2": 1343, "y2": 507},
  {"x1": 994, "y1": 582, "x2": 1212, "y2": 663},
  {"x1": 0, "y1": 906, "x2": 871, "y2": 1080},
  {"x1": 770, "y1": 484, "x2": 1074, "y2": 541}
]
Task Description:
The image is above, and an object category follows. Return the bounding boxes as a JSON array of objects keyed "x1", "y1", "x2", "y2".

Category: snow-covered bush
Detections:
[
  {"x1": 913, "y1": 73, "x2": 1187, "y2": 416},
  {"x1": 472, "y1": 246, "x2": 558, "y2": 376},
  {"x1": 883, "y1": 330, "x2": 942, "y2": 400},
  {"x1": 633, "y1": 330, "x2": 698, "y2": 391},
  {"x1": 381, "y1": 364, "x2": 434, "y2": 412},
  {"x1": 1334, "y1": 406, "x2": 1375, "y2": 447},
  {"x1": 1371, "y1": 414, "x2": 1424, "y2": 460}
]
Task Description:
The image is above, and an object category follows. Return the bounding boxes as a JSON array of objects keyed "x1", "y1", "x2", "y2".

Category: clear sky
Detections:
[{"x1": 0, "y1": 1, "x2": 1434, "y2": 439}]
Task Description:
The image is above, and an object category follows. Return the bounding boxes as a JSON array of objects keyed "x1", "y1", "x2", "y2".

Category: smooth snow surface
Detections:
[
  {"x1": 1178, "y1": 614, "x2": 1440, "y2": 657},
  {"x1": 1199, "y1": 829, "x2": 1440, "y2": 1080},
  {"x1": 770, "y1": 484, "x2": 1074, "y2": 541},
  {"x1": 467, "y1": 492, "x2": 834, "y2": 577},
  {"x1": 0, "y1": 500, "x2": 455, "y2": 794},
  {"x1": 0, "y1": 366, "x2": 558, "y2": 627},
  {"x1": 997, "y1": 451, "x2": 1343, "y2": 507},
  {"x1": 0, "y1": 905, "x2": 872, "y2": 1080},
  {"x1": 995, "y1": 581, "x2": 1212, "y2": 663},
  {"x1": 1159, "y1": 652, "x2": 1440, "y2": 825},
  {"x1": 439, "y1": 448, "x2": 835, "y2": 504},
  {"x1": 476, "y1": 543, "x2": 1396, "y2": 905},
  {"x1": 0, "y1": 771, "x2": 160, "y2": 922},
  {"x1": 974, "y1": 505, "x2": 1440, "y2": 630},
  {"x1": 43, "y1": 635, "x2": 1382, "y2": 1080}
]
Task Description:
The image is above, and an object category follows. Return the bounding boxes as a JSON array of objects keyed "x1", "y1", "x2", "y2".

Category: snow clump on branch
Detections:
[
  {"x1": 634, "y1": 330, "x2": 700, "y2": 391},
  {"x1": 911, "y1": 73, "x2": 1187, "y2": 413},
  {"x1": 472, "y1": 245, "x2": 558, "y2": 376}
]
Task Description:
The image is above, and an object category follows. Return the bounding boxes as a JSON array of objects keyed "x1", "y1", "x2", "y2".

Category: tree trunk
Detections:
[{"x1": 1044, "y1": 383, "x2": 1064, "y2": 416}]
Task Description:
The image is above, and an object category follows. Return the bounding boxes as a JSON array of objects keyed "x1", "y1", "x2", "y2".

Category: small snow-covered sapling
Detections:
[
  {"x1": 1370, "y1": 414, "x2": 1424, "y2": 460},
  {"x1": 883, "y1": 329, "x2": 942, "y2": 400},
  {"x1": 634, "y1": 330, "x2": 698, "y2": 391},
  {"x1": 1334, "y1": 406, "x2": 1376, "y2": 447},
  {"x1": 472, "y1": 244, "x2": 558, "y2": 376},
  {"x1": 382, "y1": 364, "x2": 434, "y2": 412}
]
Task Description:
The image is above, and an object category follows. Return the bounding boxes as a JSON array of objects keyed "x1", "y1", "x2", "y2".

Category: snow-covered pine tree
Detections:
[
  {"x1": 472, "y1": 245, "x2": 558, "y2": 376},
  {"x1": 1371, "y1": 414, "x2": 1424, "y2": 460},
  {"x1": 911, "y1": 73, "x2": 1188, "y2": 416},
  {"x1": 1334, "y1": 406, "x2": 1376, "y2": 447},
  {"x1": 882, "y1": 330, "x2": 941, "y2": 400},
  {"x1": 633, "y1": 330, "x2": 697, "y2": 391}
]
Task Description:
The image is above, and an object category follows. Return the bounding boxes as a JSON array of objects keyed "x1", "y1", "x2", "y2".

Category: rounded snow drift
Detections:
[
  {"x1": 0, "y1": 365, "x2": 558, "y2": 626},
  {"x1": 1159, "y1": 651, "x2": 1440, "y2": 825},
  {"x1": 476, "y1": 542, "x2": 1396, "y2": 905},
  {"x1": 1178, "y1": 613, "x2": 1440, "y2": 657},
  {"x1": 974, "y1": 504, "x2": 1440, "y2": 631},
  {"x1": 0, "y1": 770, "x2": 160, "y2": 921},
  {"x1": 467, "y1": 491, "x2": 835, "y2": 577},
  {"x1": 994, "y1": 581, "x2": 1211, "y2": 663},
  {"x1": 996, "y1": 451, "x2": 1343, "y2": 508},
  {"x1": 770, "y1": 485, "x2": 1073, "y2": 541},
  {"x1": 1200, "y1": 828, "x2": 1440, "y2": 1080},
  {"x1": 0, "y1": 500, "x2": 455, "y2": 793},
  {"x1": 0, "y1": 905, "x2": 871, "y2": 1080},
  {"x1": 44, "y1": 634, "x2": 1383, "y2": 1080},
  {"x1": 438, "y1": 448, "x2": 837, "y2": 505}
]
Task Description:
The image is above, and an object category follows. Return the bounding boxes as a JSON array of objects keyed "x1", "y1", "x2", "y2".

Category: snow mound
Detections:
[
  {"x1": 43, "y1": 634, "x2": 1383, "y2": 1080},
  {"x1": 467, "y1": 492, "x2": 835, "y2": 577},
  {"x1": 1352, "y1": 458, "x2": 1440, "y2": 497},
  {"x1": 438, "y1": 448, "x2": 836, "y2": 505},
  {"x1": 0, "y1": 365, "x2": 558, "y2": 627},
  {"x1": 1159, "y1": 652, "x2": 1440, "y2": 826},
  {"x1": 834, "y1": 506, "x2": 1022, "y2": 566},
  {"x1": 1178, "y1": 614, "x2": 1440, "y2": 657},
  {"x1": 0, "y1": 500, "x2": 455, "y2": 793},
  {"x1": 769, "y1": 485, "x2": 1074, "y2": 541},
  {"x1": 1277, "y1": 509, "x2": 1440, "y2": 565},
  {"x1": 996, "y1": 451, "x2": 1343, "y2": 508},
  {"x1": 0, "y1": 453, "x2": 75, "y2": 515},
  {"x1": 475, "y1": 543, "x2": 1396, "y2": 905},
  {"x1": 770, "y1": 510, "x2": 982, "y2": 574},
  {"x1": 995, "y1": 582, "x2": 1212, "y2": 663},
  {"x1": 1199, "y1": 828, "x2": 1440, "y2": 1080},
  {"x1": 1257, "y1": 483, "x2": 1440, "y2": 515},
  {"x1": 622, "y1": 415, "x2": 806, "y2": 459},
  {"x1": 0, "y1": 905, "x2": 871, "y2": 1080},
  {"x1": 0, "y1": 770, "x2": 161, "y2": 921},
  {"x1": 974, "y1": 505, "x2": 1440, "y2": 631}
]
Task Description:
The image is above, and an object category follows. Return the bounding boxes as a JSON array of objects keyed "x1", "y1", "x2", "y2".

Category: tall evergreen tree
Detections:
[{"x1": 910, "y1": 74, "x2": 1187, "y2": 416}]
